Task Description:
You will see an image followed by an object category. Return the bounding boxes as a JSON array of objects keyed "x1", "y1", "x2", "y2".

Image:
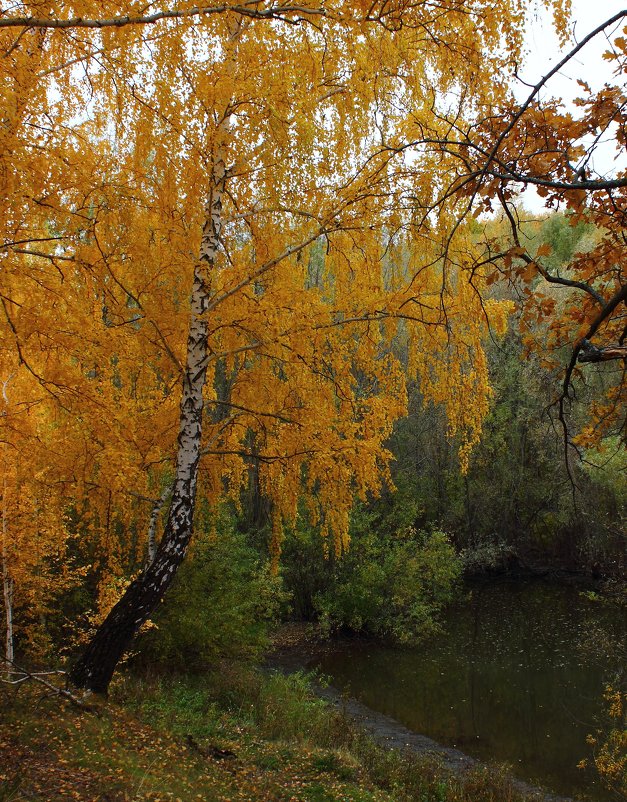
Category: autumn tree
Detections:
[
  {"x1": 411, "y1": 10, "x2": 627, "y2": 465},
  {"x1": 0, "y1": 373, "x2": 82, "y2": 667},
  {"x1": 0, "y1": 1, "x2": 568, "y2": 693}
]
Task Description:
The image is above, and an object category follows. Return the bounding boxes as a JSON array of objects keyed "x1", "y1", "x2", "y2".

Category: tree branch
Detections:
[
  {"x1": 556, "y1": 283, "x2": 627, "y2": 461},
  {"x1": 1, "y1": 658, "x2": 99, "y2": 712},
  {"x1": 485, "y1": 169, "x2": 627, "y2": 192},
  {"x1": 0, "y1": 3, "x2": 329, "y2": 30},
  {"x1": 577, "y1": 340, "x2": 627, "y2": 363},
  {"x1": 479, "y1": 10, "x2": 627, "y2": 186},
  {"x1": 497, "y1": 191, "x2": 607, "y2": 307}
]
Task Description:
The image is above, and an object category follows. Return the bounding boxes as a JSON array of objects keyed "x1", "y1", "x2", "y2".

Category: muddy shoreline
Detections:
[{"x1": 264, "y1": 635, "x2": 574, "y2": 802}]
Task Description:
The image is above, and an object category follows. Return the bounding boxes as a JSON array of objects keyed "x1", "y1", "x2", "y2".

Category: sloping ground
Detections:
[
  {"x1": 0, "y1": 667, "x2": 554, "y2": 802},
  {"x1": 265, "y1": 636, "x2": 573, "y2": 802},
  {"x1": 0, "y1": 692, "x2": 387, "y2": 801},
  {"x1": 312, "y1": 684, "x2": 573, "y2": 802}
]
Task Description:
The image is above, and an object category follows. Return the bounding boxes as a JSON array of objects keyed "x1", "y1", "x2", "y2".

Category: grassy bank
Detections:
[{"x1": 0, "y1": 665, "x2": 547, "y2": 802}]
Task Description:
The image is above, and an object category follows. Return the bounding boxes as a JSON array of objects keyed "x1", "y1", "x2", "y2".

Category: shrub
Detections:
[
  {"x1": 314, "y1": 526, "x2": 461, "y2": 644},
  {"x1": 136, "y1": 508, "x2": 287, "y2": 670}
]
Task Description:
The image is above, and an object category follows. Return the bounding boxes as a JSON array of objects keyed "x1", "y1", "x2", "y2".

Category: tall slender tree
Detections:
[{"x1": 1, "y1": 1, "x2": 567, "y2": 692}]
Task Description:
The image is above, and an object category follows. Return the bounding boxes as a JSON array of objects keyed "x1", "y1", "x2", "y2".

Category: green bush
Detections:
[
  {"x1": 314, "y1": 526, "x2": 461, "y2": 644},
  {"x1": 136, "y1": 508, "x2": 287, "y2": 670}
]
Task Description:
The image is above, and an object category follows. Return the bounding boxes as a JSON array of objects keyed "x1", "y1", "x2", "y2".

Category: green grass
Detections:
[{"x1": 0, "y1": 665, "x2": 546, "y2": 802}]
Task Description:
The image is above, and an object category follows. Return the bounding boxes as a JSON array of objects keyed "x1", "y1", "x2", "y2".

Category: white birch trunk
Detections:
[
  {"x1": 146, "y1": 485, "x2": 171, "y2": 565},
  {"x1": 1, "y1": 376, "x2": 14, "y2": 671},
  {"x1": 69, "y1": 21, "x2": 243, "y2": 694},
  {"x1": 2, "y1": 485, "x2": 14, "y2": 671}
]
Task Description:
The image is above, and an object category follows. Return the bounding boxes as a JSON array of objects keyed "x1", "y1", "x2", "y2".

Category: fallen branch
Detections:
[{"x1": 1, "y1": 658, "x2": 100, "y2": 713}]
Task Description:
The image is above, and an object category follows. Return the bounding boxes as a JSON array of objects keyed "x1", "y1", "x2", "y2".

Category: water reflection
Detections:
[{"x1": 313, "y1": 579, "x2": 624, "y2": 801}]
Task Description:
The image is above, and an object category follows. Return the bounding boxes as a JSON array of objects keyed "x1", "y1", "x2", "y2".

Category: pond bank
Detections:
[
  {"x1": 2, "y1": 664, "x2": 568, "y2": 802},
  {"x1": 267, "y1": 575, "x2": 624, "y2": 802},
  {"x1": 264, "y1": 635, "x2": 574, "y2": 802}
]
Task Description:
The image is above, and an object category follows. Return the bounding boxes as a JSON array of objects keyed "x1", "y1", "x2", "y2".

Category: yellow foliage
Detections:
[
  {"x1": 590, "y1": 687, "x2": 627, "y2": 796},
  {"x1": 0, "y1": 0, "x2": 568, "y2": 630}
]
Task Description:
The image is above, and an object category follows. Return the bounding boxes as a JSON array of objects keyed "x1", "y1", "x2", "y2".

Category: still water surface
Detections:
[{"x1": 312, "y1": 580, "x2": 625, "y2": 801}]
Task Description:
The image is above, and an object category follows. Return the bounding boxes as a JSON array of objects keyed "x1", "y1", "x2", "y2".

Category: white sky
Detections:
[
  {"x1": 514, "y1": 0, "x2": 626, "y2": 210},
  {"x1": 520, "y1": 0, "x2": 626, "y2": 100}
]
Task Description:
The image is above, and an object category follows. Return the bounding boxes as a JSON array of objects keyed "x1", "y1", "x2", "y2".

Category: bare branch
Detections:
[
  {"x1": 578, "y1": 340, "x2": 627, "y2": 363},
  {"x1": 0, "y1": 3, "x2": 330, "y2": 30},
  {"x1": 1, "y1": 658, "x2": 99, "y2": 713},
  {"x1": 497, "y1": 192, "x2": 607, "y2": 308},
  {"x1": 486, "y1": 170, "x2": 627, "y2": 192},
  {"x1": 13, "y1": 248, "x2": 75, "y2": 261},
  {"x1": 556, "y1": 283, "x2": 627, "y2": 463},
  {"x1": 481, "y1": 10, "x2": 627, "y2": 185}
]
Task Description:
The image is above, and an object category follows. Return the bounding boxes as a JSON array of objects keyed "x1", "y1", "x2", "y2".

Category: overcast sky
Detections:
[
  {"x1": 520, "y1": 0, "x2": 627, "y2": 101},
  {"x1": 513, "y1": 0, "x2": 626, "y2": 209}
]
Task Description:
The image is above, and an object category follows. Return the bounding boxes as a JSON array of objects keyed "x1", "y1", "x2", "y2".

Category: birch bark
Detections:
[
  {"x1": 1, "y1": 377, "x2": 13, "y2": 672},
  {"x1": 2, "y1": 478, "x2": 13, "y2": 672},
  {"x1": 68, "y1": 22, "x2": 243, "y2": 694},
  {"x1": 146, "y1": 485, "x2": 171, "y2": 566}
]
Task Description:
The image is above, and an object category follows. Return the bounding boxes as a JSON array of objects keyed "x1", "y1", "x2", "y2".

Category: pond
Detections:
[{"x1": 310, "y1": 579, "x2": 625, "y2": 801}]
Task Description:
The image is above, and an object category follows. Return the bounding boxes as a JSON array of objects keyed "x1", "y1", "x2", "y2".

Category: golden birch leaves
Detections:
[{"x1": 0, "y1": 1, "x2": 568, "y2": 604}]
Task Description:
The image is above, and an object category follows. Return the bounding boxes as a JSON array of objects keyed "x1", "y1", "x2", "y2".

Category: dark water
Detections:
[{"x1": 312, "y1": 579, "x2": 626, "y2": 801}]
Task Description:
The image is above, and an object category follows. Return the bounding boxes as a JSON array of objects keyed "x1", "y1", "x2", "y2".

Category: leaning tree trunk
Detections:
[
  {"x1": 2, "y1": 480, "x2": 14, "y2": 672},
  {"x1": 69, "y1": 19, "x2": 249, "y2": 695},
  {"x1": 1, "y1": 378, "x2": 14, "y2": 673},
  {"x1": 69, "y1": 150, "x2": 228, "y2": 695}
]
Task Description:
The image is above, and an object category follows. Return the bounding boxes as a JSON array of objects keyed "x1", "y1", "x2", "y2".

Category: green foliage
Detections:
[
  {"x1": 579, "y1": 437, "x2": 627, "y2": 499},
  {"x1": 314, "y1": 525, "x2": 461, "y2": 644},
  {"x1": 538, "y1": 211, "x2": 595, "y2": 272},
  {"x1": 118, "y1": 668, "x2": 544, "y2": 802},
  {"x1": 383, "y1": 321, "x2": 625, "y2": 576},
  {"x1": 127, "y1": 677, "x2": 225, "y2": 741},
  {"x1": 254, "y1": 671, "x2": 353, "y2": 746},
  {"x1": 274, "y1": 472, "x2": 461, "y2": 643},
  {"x1": 124, "y1": 666, "x2": 355, "y2": 750},
  {"x1": 137, "y1": 508, "x2": 287, "y2": 670}
]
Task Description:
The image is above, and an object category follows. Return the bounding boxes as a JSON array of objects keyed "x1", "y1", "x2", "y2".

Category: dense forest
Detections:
[{"x1": 0, "y1": 1, "x2": 625, "y2": 800}]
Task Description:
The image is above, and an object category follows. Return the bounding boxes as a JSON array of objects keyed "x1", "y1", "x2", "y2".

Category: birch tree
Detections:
[{"x1": 0, "y1": 0, "x2": 568, "y2": 692}]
